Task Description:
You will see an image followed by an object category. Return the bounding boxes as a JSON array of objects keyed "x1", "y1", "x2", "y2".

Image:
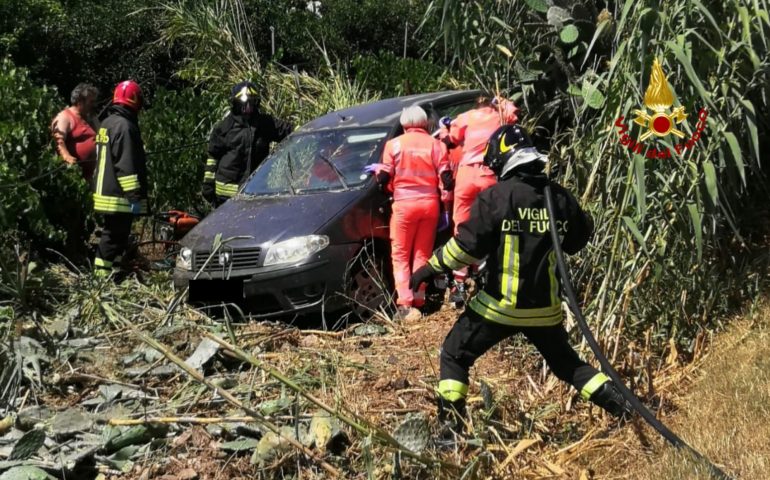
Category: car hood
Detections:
[{"x1": 183, "y1": 191, "x2": 361, "y2": 250}]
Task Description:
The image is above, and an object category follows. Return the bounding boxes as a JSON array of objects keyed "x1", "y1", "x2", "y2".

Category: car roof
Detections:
[{"x1": 296, "y1": 90, "x2": 483, "y2": 132}]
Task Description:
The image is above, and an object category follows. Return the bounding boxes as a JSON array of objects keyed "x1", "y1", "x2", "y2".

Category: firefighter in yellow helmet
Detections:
[
  {"x1": 202, "y1": 81, "x2": 293, "y2": 207},
  {"x1": 410, "y1": 125, "x2": 632, "y2": 436}
]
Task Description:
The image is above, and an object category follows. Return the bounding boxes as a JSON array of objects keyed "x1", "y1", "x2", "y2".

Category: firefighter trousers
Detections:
[
  {"x1": 95, "y1": 213, "x2": 134, "y2": 273},
  {"x1": 390, "y1": 198, "x2": 439, "y2": 307},
  {"x1": 438, "y1": 308, "x2": 605, "y2": 402}
]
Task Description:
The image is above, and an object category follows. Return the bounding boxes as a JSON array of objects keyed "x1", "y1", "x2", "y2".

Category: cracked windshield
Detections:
[{"x1": 243, "y1": 128, "x2": 390, "y2": 195}]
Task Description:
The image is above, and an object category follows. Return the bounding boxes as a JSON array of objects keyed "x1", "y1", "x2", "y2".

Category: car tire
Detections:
[{"x1": 344, "y1": 243, "x2": 393, "y2": 321}]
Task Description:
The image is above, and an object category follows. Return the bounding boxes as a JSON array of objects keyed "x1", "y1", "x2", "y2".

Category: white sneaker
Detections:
[{"x1": 394, "y1": 306, "x2": 421, "y2": 323}]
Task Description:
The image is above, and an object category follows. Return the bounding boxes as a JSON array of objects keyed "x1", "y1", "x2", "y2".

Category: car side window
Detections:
[
  {"x1": 421, "y1": 103, "x2": 440, "y2": 132},
  {"x1": 437, "y1": 101, "x2": 477, "y2": 119}
]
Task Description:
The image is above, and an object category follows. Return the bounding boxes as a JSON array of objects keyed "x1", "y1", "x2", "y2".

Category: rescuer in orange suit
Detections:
[
  {"x1": 440, "y1": 96, "x2": 519, "y2": 306},
  {"x1": 365, "y1": 106, "x2": 452, "y2": 322}
]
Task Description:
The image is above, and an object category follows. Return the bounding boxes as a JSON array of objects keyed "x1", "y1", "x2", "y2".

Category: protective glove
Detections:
[
  {"x1": 364, "y1": 163, "x2": 389, "y2": 175},
  {"x1": 202, "y1": 184, "x2": 216, "y2": 205},
  {"x1": 129, "y1": 201, "x2": 143, "y2": 215},
  {"x1": 439, "y1": 116, "x2": 452, "y2": 128},
  {"x1": 437, "y1": 211, "x2": 451, "y2": 232},
  {"x1": 409, "y1": 264, "x2": 437, "y2": 290}
]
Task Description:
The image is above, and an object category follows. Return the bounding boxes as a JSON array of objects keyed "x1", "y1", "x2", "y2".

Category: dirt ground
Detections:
[
  {"x1": 7, "y1": 291, "x2": 760, "y2": 480},
  {"x1": 104, "y1": 305, "x2": 663, "y2": 479}
]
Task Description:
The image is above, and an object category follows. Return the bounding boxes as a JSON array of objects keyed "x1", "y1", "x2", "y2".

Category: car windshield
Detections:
[{"x1": 242, "y1": 128, "x2": 390, "y2": 195}]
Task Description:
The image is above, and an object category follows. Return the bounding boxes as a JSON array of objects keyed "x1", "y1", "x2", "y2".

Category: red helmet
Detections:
[{"x1": 112, "y1": 80, "x2": 143, "y2": 111}]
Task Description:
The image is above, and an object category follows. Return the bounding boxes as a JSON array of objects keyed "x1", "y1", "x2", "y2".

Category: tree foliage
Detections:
[
  {"x1": 351, "y1": 51, "x2": 456, "y2": 97},
  {"x1": 0, "y1": 58, "x2": 90, "y2": 248},
  {"x1": 0, "y1": 0, "x2": 175, "y2": 100},
  {"x1": 157, "y1": 0, "x2": 381, "y2": 126},
  {"x1": 140, "y1": 88, "x2": 224, "y2": 213}
]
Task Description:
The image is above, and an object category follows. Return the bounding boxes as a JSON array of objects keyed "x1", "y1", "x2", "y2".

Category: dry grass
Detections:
[
  {"x1": 9, "y1": 262, "x2": 770, "y2": 479},
  {"x1": 595, "y1": 299, "x2": 770, "y2": 479}
]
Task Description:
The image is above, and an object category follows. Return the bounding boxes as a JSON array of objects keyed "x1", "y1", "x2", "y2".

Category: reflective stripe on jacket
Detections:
[
  {"x1": 427, "y1": 172, "x2": 593, "y2": 327},
  {"x1": 203, "y1": 157, "x2": 216, "y2": 184},
  {"x1": 92, "y1": 105, "x2": 148, "y2": 214},
  {"x1": 205, "y1": 112, "x2": 293, "y2": 194},
  {"x1": 381, "y1": 127, "x2": 448, "y2": 202},
  {"x1": 215, "y1": 181, "x2": 239, "y2": 197}
]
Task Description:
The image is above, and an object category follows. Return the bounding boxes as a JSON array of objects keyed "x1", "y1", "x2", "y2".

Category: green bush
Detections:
[
  {"x1": 0, "y1": 58, "x2": 91, "y2": 250},
  {"x1": 352, "y1": 51, "x2": 452, "y2": 97},
  {"x1": 141, "y1": 87, "x2": 225, "y2": 213},
  {"x1": 0, "y1": 0, "x2": 174, "y2": 101}
]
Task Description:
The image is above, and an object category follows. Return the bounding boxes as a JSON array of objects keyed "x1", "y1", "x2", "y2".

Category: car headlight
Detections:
[
  {"x1": 176, "y1": 247, "x2": 193, "y2": 271},
  {"x1": 263, "y1": 235, "x2": 329, "y2": 266}
]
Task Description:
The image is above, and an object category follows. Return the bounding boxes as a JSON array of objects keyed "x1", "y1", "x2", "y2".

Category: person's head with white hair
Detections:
[{"x1": 400, "y1": 105, "x2": 428, "y2": 130}]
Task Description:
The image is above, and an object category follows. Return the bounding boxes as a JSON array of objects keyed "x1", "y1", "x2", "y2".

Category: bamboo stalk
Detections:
[
  {"x1": 496, "y1": 438, "x2": 540, "y2": 474},
  {"x1": 59, "y1": 373, "x2": 144, "y2": 390},
  {"x1": 109, "y1": 416, "x2": 259, "y2": 426},
  {"x1": 202, "y1": 331, "x2": 461, "y2": 472},
  {"x1": 102, "y1": 303, "x2": 342, "y2": 478}
]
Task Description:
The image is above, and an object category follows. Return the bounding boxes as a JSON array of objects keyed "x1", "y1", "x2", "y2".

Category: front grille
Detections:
[{"x1": 193, "y1": 247, "x2": 261, "y2": 272}]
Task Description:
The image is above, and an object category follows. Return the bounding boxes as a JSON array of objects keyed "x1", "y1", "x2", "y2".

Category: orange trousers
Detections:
[
  {"x1": 390, "y1": 198, "x2": 439, "y2": 307},
  {"x1": 453, "y1": 164, "x2": 497, "y2": 234}
]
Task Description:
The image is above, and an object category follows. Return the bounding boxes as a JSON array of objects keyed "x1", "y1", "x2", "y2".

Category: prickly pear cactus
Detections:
[
  {"x1": 393, "y1": 413, "x2": 429, "y2": 454},
  {"x1": 9, "y1": 428, "x2": 46, "y2": 460},
  {"x1": 480, "y1": 380, "x2": 495, "y2": 412},
  {"x1": 50, "y1": 409, "x2": 93, "y2": 438},
  {"x1": 0, "y1": 466, "x2": 53, "y2": 480}
]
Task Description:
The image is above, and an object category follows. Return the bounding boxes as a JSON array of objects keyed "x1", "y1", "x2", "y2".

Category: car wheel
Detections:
[{"x1": 346, "y1": 248, "x2": 393, "y2": 321}]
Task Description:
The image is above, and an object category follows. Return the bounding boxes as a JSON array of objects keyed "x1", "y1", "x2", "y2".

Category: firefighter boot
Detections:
[
  {"x1": 435, "y1": 397, "x2": 467, "y2": 448},
  {"x1": 589, "y1": 381, "x2": 634, "y2": 420}
]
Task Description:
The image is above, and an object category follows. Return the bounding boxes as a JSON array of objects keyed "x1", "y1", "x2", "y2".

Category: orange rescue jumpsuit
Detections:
[
  {"x1": 381, "y1": 127, "x2": 449, "y2": 307},
  {"x1": 445, "y1": 100, "x2": 518, "y2": 284},
  {"x1": 449, "y1": 106, "x2": 502, "y2": 232}
]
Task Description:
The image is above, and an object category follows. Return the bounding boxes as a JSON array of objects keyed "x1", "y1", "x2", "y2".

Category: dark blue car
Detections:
[{"x1": 173, "y1": 90, "x2": 481, "y2": 319}]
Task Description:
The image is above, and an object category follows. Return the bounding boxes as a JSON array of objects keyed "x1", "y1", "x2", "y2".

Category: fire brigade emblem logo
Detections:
[
  {"x1": 614, "y1": 58, "x2": 707, "y2": 159},
  {"x1": 632, "y1": 58, "x2": 687, "y2": 142}
]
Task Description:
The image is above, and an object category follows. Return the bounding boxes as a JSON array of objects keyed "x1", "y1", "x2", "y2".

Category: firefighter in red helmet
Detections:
[{"x1": 92, "y1": 80, "x2": 148, "y2": 276}]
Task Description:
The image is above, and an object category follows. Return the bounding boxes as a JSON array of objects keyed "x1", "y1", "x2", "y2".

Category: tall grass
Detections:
[
  {"x1": 423, "y1": 0, "x2": 770, "y2": 354},
  {"x1": 604, "y1": 301, "x2": 770, "y2": 478},
  {"x1": 156, "y1": 0, "x2": 380, "y2": 127}
]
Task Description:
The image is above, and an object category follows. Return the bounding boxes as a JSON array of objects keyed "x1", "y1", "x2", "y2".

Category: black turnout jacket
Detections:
[
  {"x1": 203, "y1": 112, "x2": 293, "y2": 198},
  {"x1": 92, "y1": 105, "x2": 148, "y2": 214},
  {"x1": 428, "y1": 171, "x2": 593, "y2": 326}
]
